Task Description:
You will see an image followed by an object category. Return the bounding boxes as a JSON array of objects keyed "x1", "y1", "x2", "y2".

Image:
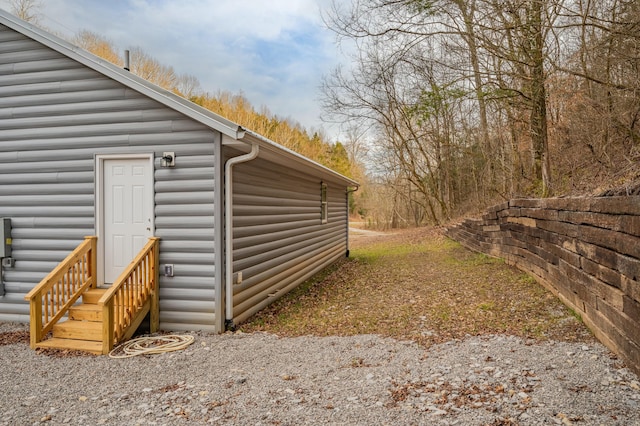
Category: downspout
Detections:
[
  {"x1": 346, "y1": 185, "x2": 360, "y2": 258},
  {"x1": 224, "y1": 143, "x2": 259, "y2": 331}
]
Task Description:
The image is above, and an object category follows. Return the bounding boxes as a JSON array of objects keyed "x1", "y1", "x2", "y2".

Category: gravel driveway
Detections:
[{"x1": 1, "y1": 322, "x2": 639, "y2": 425}]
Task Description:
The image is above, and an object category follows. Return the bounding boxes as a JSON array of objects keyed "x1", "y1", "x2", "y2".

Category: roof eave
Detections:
[{"x1": 240, "y1": 130, "x2": 359, "y2": 187}]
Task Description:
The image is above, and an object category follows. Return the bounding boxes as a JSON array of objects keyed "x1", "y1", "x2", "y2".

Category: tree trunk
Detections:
[{"x1": 529, "y1": 0, "x2": 552, "y2": 196}]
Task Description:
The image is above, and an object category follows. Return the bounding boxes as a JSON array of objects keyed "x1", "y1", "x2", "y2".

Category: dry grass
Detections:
[{"x1": 239, "y1": 227, "x2": 593, "y2": 346}]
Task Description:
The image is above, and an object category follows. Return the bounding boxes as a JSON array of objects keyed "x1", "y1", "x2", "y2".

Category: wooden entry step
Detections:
[
  {"x1": 35, "y1": 338, "x2": 103, "y2": 355},
  {"x1": 52, "y1": 319, "x2": 102, "y2": 341},
  {"x1": 35, "y1": 288, "x2": 107, "y2": 354},
  {"x1": 82, "y1": 288, "x2": 107, "y2": 304},
  {"x1": 68, "y1": 303, "x2": 102, "y2": 321}
]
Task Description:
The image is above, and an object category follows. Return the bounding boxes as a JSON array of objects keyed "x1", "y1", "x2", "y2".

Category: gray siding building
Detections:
[{"x1": 0, "y1": 11, "x2": 357, "y2": 333}]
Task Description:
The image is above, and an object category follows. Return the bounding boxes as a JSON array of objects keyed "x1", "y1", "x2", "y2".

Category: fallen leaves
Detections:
[
  {"x1": 0, "y1": 330, "x2": 29, "y2": 346},
  {"x1": 240, "y1": 227, "x2": 594, "y2": 348},
  {"x1": 34, "y1": 348, "x2": 96, "y2": 358}
]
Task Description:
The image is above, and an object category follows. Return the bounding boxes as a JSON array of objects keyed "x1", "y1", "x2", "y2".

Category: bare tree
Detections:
[
  {"x1": 174, "y1": 73, "x2": 202, "y2": 99},
  {"x1": 550, "y1": 0, "x2": 640, "y2": 189},
  {"x1": 9, "y1": 0, "x2": 41, "y2": 23},
  {"x1": 322, "y1": 0, "x2": 571, "y2": 219},
  {"x1": 322, "y1": 0, "x2": 504, "y2": 223},
  {"x1": 127, "y1": 46, "x2": 178, "y2": 91}
]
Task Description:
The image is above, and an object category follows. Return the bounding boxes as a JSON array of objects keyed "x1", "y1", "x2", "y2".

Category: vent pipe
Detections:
[{"x1": 124, "y1": 49, "x2": 130, "y2": 71}]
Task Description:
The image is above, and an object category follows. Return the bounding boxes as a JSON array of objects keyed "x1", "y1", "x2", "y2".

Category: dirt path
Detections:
[
  {"x1": 349, "y1": 226, "x2": 390, "y2": 238},
  {"x1": 241, "y1": 227, "x2": 593, "y2": 347}
]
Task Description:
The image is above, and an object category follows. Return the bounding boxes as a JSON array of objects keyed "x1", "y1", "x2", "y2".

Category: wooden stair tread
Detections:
[
  {"x1": 82, "y1": 288, "x2": 107, "y2": 304},
  {"x1": 53, "y1": 319, "x2": 103, "y2": 341},
  {"x1": 36, "y1": 338, "x2": 103, "y2": 355},
  {"x1": 69, "y1": 303, "x2": 102, "y2": 321},
  {"x1": 70, "y1": 303, "x2": 101, "y2": 312}
]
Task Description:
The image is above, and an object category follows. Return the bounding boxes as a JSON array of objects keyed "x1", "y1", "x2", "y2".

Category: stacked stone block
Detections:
[{"x1": 446, "y1": 197, "x2": 640, "y2": 374}]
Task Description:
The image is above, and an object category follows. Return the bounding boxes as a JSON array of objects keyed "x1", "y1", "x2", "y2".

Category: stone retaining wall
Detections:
[{"x1": 446, "y1": 197, "x2": 640, "y2": 374}]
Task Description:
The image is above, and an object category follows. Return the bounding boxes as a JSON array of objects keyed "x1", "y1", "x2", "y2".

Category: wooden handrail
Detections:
[
  {"x1": 98, "y1": 237, "x2": 160, "y2": 354},
  {"x1": 24, "y1": 236, "x2": 97, "y2": 348}
]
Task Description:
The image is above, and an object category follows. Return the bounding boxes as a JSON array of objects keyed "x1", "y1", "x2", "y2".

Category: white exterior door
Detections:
[{"x1": 102, "y1": 158, "x2": 153, "y2": 284}]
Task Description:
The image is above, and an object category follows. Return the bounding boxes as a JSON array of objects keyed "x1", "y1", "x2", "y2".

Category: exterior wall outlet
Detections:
[
  {"x1": 235, "y1": 271, "x2": 243, "y2": 284},
  {"x1": 164, "y1": 264, "x2": 174, "y2": 277},
  {"x1": 161, "y1": 152, "x2": 175, "y2": 167}
]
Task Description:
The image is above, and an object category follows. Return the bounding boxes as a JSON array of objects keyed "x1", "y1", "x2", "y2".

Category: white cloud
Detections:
[{"x1": 0, "y1": 0, "x2": 346, "y2": 138}]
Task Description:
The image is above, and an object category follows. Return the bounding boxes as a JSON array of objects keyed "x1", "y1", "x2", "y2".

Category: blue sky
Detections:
[{"x1": 0, "y1": 0, "x2": 348, "y2": 140}]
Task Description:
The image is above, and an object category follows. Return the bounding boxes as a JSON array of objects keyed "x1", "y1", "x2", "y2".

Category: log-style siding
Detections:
[
  {"x1": 0, "y1": 24, "x2": 219, "y2": 331},
  {"x1": 230, "y1": 156, "x2": 348, "y2": 324}
]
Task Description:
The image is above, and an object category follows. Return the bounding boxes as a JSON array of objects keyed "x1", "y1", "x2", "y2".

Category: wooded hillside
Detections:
[{"x1": 322, "y1": 0, "x2": 640, "y2": 227}]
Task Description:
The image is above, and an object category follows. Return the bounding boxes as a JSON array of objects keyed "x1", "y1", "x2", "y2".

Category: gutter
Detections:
[
  {"x1": 224, "y1": 142, "x2": 259, "y2": 331},
  {"x1": 242, "y1": 130, "x2": 359, "y2": 188}
]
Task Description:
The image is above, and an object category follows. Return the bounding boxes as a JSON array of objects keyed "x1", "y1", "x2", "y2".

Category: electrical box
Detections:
[
  {"x1": 164, "y1": 264, "x2": 174, "y2": 277},
  {"x1": 0, "y1": 218, "x2": 10, "y2": 258}
]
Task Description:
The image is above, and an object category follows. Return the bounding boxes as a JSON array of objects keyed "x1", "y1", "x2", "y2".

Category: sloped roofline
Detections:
[{"x1": 0, "y1": 9, "x2": 358, "y2": 187}]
